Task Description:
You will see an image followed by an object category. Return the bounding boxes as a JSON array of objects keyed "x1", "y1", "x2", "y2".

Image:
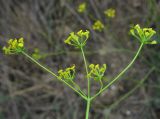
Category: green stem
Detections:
[
  {"x1": 22, "y1": 51, "x2": 87, "y2": 100},
  {"x1": 80, "y1": 47, "x2": 89, "y2": 74},
  {"x1": 99, "y1": 79, "x2": 103, "y2": 90},
  {"x1": 80, "y1": 46, "x2": 91, "y2": 119},
  {"x1": 91, "y1": 43, "x2": 144, "y2": 100},
  {"x1": 80, "y1": 47, "x2": 90, "y2": 97},
  {"x1": 85, "y1": 99, "x2": 91, "y2": 119}
]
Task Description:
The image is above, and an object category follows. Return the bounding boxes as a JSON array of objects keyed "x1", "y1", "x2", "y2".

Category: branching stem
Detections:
[
  {"x1": 22, "y1": 51, "x2": 87, "y2": 100},
  {"x1": 91, "y1": 43, "x2": 144, "y2": 100}
]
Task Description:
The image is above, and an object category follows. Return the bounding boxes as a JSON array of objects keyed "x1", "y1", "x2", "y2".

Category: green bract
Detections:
[
  {"x1": 58, "y1": 65, "x2": 76, "y2": 81},
  {"x1": 130, "y1": 24, "x2": 157, "y2": 44},
  {"x1": 88, "y1": 64, "x2": 107, "y2": 81},
  {"x1": 2, "y1": 38, "x2": 25, "y2": 54},
  {"x1": 64, "y1": 30, "x2": 89, "y2": 48}
]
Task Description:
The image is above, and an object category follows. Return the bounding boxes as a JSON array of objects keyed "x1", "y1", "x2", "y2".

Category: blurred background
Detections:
[{"x1": 0, "y1": 0, "x2": 160, "y2": 119}]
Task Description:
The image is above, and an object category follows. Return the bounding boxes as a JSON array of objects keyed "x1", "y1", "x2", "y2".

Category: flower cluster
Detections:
[
  {"x1": 77, "y1": 2, "x2": 86, "y2": 13},
  {"x1": 58, "y1": 65, "x2": 76, "y2": 81},
  {"x1": 104, "y1": 8, "x2": 116, "y2": 18},
  {"x1": 64, "y1": 30, "x2": 90, "y2": 48},
  {"x1": 3, "y1": 38, "x2": 24, "y2": 54},
  {"x1": 130, "y1": 24, "x2": 157, "y2": 44},
  {"x1": 88, "y1": 64, "x2": 106, "y2": 81},
  {"x1": 92, "y1": 20, "x2": 104, "y2": 32},
  {"x1": 31, "y1": 48, "x2": 42, "y2": 60}
]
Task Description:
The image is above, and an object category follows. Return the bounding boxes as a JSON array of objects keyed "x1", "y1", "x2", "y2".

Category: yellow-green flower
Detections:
[
  {"x1": 88, "y1": 64, "x2": 106, "y2": 81},
  {"x1": 31, "y1": 48, "x2": 42, "y2": 60},
  {"x1": 92, "y1": 20, "x2": 104, "y2": 32},
  {"x1": 2, "y1": 37, "x2": 25, "y2": 54},
  {"x1": 64, "y1": 30, "x2": 90, "y2": 48},
  {"x1": 130, "y1": 24, "x2": 157, "y2": 44},
  {"x1": 77, "y1": 2, "x2": 86, "y2": 13},
  {"x1": 104, "y1": 8, "x2": 116, "y2": 18},
  {"x1": 58, "y1": 65, "x2": 76, "y2": 81}
]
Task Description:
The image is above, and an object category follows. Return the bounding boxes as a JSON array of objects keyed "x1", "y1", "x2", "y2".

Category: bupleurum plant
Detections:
[{"x1": 2, "y1": 24, "x2": 157, "y2": 119}]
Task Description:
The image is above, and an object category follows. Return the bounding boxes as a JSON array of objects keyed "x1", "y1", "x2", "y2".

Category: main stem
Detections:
[
  {"x1": 80, "y1": 46, "x2": 91, "y2": 119},
  {"x1": 85, "y1": 99, "x2": 91, "y2": 119}
]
